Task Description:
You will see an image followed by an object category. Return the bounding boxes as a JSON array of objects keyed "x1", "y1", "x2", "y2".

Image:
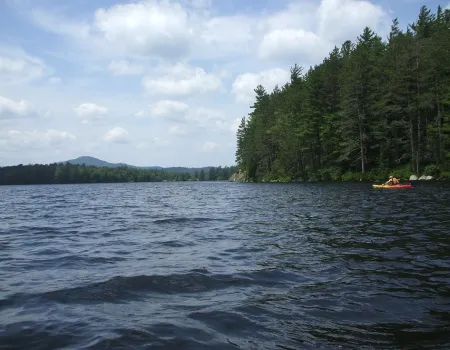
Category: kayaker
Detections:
[{"x1": 386, "y1": 175, "x2": 400, "y2": 186}]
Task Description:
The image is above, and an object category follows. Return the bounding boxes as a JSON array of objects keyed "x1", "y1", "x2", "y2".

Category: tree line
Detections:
[
  {"x1": 235, "y1": 5, "x2": 450, "y2": 181},
  {"x1": 0, "y1": 163, "x2": 237, "y2": 185}
]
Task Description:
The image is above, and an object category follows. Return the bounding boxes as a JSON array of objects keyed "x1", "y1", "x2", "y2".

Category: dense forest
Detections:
[
  {"x1": 0, "y1": 163, "x2": 237, "y2": 185},
  {"x1": 235, "y1": 5, "x2": 450, "y2": 182}
]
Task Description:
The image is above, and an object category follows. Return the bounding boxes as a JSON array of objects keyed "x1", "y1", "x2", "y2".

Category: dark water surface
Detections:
[{"x1": 1, "y1": 182, "x2": 450, "y2": 349}]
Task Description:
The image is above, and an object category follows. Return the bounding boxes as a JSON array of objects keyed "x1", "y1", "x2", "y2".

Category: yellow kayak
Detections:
[{"x1": 372, "y1": 184, "x2": 413, "y2": 189}]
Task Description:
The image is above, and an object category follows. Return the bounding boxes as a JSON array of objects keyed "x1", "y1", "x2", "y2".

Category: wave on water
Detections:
[
  {"x1": 1, "y1": 182, "x2": 450, "y2": 349},
  {"x1": 152, "y1": 217, "x2": 225, "y2": 225}
]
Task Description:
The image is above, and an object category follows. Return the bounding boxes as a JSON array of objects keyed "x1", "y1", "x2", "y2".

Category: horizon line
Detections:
[{"x1": 0, "y1": 155, "x2": 237, "y2": 169}]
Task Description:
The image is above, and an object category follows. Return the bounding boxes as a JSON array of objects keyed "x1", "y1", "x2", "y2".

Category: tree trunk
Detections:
[
  {"x1": 407, "y1": 90, "x2": 416, "y2": 174},
  {"x1": 310, "y1": 143, "x2": 316, "y2": 172},
  {"x1": 316, "y1": 129, "x2": 322, "y2": 168},
  {"x1": 415, "y1": 46, "x2": 421, "y2": 174},
  {"x1": 357, "y1": 103, "x2": 365, "y2": 174},
  {"x1": 435, "y1": 77, "x2": 443, "y2": 164},
  {"x1": 359, "y1": 123, "x2": 365, "y2": 173}
]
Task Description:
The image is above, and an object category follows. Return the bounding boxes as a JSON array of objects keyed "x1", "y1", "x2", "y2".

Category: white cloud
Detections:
[
  {"x1": 108, "y1": 59, "x2": 144, "y2": 75},
  {"x1": 20, "y1": 0, "x2": 243, "y2": 62},
  {"x1": 256, "y1": 0, "x2": 389, "y2": 64},
  {"x1": 0, "y1": 129, "x2": 76, "y2": 151},
  {"x1": 262, "y1": 2, "x2": 317, "y2": 32},
  {"x1": 139, "y1": 99, "x2": 189, "y2": 118},
  {"x1": 93, "y1": 1, "x2": 193, "y2": 59},
  {"x1": 0, "y1": 56, "x2": 31, "y2": 74},
  {"x1": 202, "y1": 141, "x2": 220, "y2": 151},
  {"x1": 446, "y1": 2, "x2": 450, "y2": 10},
  {"x1": 168, "y1": 123, "x2": 187, "y2": 135},
  {"x1": 259, "y1": 29, "x2": 331, "y2": 63},
  {"x1": 0, "y1": 48, "x2": 48, "y2": 84},
  {"x1": 1, "y1": 0, "x2": 397, "y2": 167},
  {"x1": 15, "y1": 0, "x2": 390, "y2": 67},
  {"x1": 135, "y1": 101, "x2": 229, "y2": 132},
  {"x1": 103, "y1": 127, "x2": 130, "y2": 143},
  {"x1": 185, "y1": 107, "x2": 228, "y2": 129},
  {"x1": 0, "y1": 95, "x2": 35, "y2": 119},
  {"x1": 29, "y1": 8, "x2": 91, "y2": 40},
  {"x1": 317, "y1": 0, "x2": 389, "y2": 42},
  {"x1": 185, "y1": 0, "x2": 212, "y2": 10},
  {"x1": 200, "y1": 15, "x2": 256, "y2": 57},
  {"x1": 136, "y1": 101, "x2": 235, "y2": 138},
  {"x1": 153, "y1": 100, "x2": 189, "y2": 117},
  {"x1": 186, "y1": 107, "x2": 222, "y2": 121},
  {"x1": 231, "y1": 68, "x2": 290, "y2": 103},
  {"x1": 142, "y1": 63, "x2": 222, "y2": 96},
  {"x1": 74, "y1": 103, "x2": 108, "y2": 124},
  {"x1": 26, "y1": 1, "x2": 193, "y2": 61},
  {"x1": 136, "y1": 137, "x2": 169, "y2": 149}
]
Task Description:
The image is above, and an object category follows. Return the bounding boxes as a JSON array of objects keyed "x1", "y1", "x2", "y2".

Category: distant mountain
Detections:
[
  {"x1": 63, "y1": 156, "x2": 135, "y2": 168},
  {"x1": 61, "y1": 156, "x2": 223, "y2": 174}
]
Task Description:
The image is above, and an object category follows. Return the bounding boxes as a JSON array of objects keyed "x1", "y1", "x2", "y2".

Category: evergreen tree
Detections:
[
  {"x1": 0, "y1": 163, "x2": 238, "y2": 185},
  {"x1": 233, "y1": 4, "x2": 450, "y2": 182}
]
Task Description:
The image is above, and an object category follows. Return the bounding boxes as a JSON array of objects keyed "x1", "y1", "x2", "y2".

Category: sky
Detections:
[{"x1": 0, "y1": 0, "x2": 447, "y2": 167}]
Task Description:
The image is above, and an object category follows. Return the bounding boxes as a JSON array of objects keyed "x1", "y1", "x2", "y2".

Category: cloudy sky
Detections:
[{"x1": 0, "y1": 0, "x2": 446, "y2": 167}]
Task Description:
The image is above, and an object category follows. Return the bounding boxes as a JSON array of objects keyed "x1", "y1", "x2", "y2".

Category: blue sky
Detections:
[{"x1": 0, "y1": 0, "x2": 447, "y2": 167}]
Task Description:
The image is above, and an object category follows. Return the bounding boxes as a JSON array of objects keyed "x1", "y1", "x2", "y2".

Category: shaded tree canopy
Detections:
[
  {"x1": 235, "y1": 5, "x2": 450, "y2": 181},
  {"x1": 0, "y1": 163, "x2": 237, "y2": 185}
]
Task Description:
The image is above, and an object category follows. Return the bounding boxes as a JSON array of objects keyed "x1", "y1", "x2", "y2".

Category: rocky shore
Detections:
[
  {"x1": 228, "y1": 170, "x2": 247, "y2": 182},
  {"x1": 229, "y1": 172, "x2": 443, "y2": 183}
]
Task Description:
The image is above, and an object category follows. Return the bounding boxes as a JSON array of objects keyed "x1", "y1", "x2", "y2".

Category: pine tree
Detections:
[{"x1": 233, "y1": 4, "x2": 450, "y2": 182}]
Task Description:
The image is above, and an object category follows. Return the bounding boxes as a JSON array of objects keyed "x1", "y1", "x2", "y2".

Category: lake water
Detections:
[{"x1": 1, "y1": 181, "x2": 449, "y2": 349}]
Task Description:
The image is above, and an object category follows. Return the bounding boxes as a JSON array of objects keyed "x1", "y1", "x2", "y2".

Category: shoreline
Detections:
[{"x1": 228, "y1": 171, "x2": 449, "y2": 183}]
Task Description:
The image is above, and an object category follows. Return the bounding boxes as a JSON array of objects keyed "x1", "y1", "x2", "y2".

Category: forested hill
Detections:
[{"x1": 235, "y1": 5, "x2": 450, "y2": 182}]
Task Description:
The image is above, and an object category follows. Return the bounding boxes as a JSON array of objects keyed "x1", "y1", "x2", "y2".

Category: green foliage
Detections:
[
  {"x1": 369, "y1": 167, "x2": 390, "y2": 181},
  {"x1": 234, "y1": 4, "x2": 450, "y2": 182},
  {"x1": 317, "y1": 167, "x2": 343, "y2": 181},
  {"x1": 341, "y1": 172, "x2": 362, "y2": 182},
  {"x1": 0, "y1": 163, "x2": 238, "y2": 185},
  {"x1": 423, "y1": 164, "x2": 441, "y2": 177},
  {"x1": 438, "y1": 171, "x2": 450, "y2": 180},
  {"x1": 391, "y1": 164, "x2": 414, "y2": 180},
  {"x1": 262, "y1": 161, "x2": 292, "y2": 182}
]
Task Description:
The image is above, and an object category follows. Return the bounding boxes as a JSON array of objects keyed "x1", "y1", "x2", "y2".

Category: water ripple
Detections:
[{"x1": 1, "y1": 181, "x2": 450, "y2": 349}]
